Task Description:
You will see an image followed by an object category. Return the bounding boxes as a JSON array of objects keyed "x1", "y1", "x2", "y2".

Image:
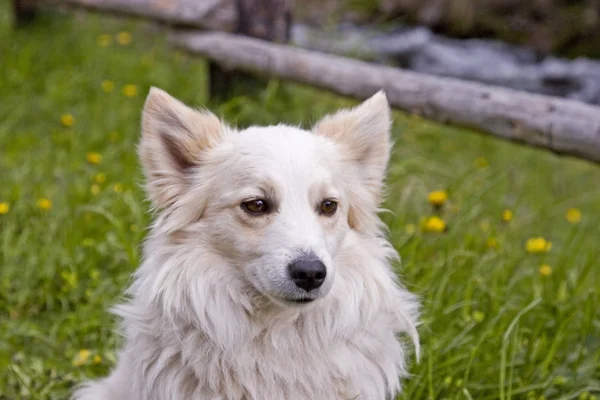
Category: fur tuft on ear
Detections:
[
  {"x1": 313, "y1": 91, "x2": 392, "y2": 229},
  {"x1": 139, "y1": 87, "x2": 224, "y2": 210}
]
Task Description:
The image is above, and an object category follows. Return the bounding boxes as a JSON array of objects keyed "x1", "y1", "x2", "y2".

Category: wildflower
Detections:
[
  {"x1": 122, "y1": 84, "x2": 137, "y2": 97},
  {"x1": 501, "y1": 209, "x2": 513, "y2": 222},
  {"x1": 73, "y1": 349, "x2": 91, "y2": 366},
  {"x1": 427, "y1": 190, "x2": 448, "y2": 207},
  {"x1": 94, "y1": 172, "x2": 106, "y2": 183},
  {"x1": 36, "y1": 198, "x2": 52, "y2": 211},
  {"x1": 472, "y1": 310, "x2": 485, "y2": 323},
  {"x1": 526, "y1": 237, "x2": 552, "y2": 253},
  {"x1": 566, "y1": 208, "x2": 581, "y2": 224},
  {"x1": 116, "y1": 31, "x2": 132, "y2": 45},
  {"x1": 101, "y1": 80, "x2": 114, "y2": 92},
  {"x1": 90, "y1": 184, "x2": 101, "y2": 196},
  {"x1": 405, "y1": 224, "x2": 416, "y2": 234},
  {"x1": 487, "y1": 237, "x2": 499, "y2": 249},
  {"x1": 97, "y1": 34, "x2": 111, "y2": 47},
  {"x1": 93, "y1": 354, "x2": 102, "y2": 364},
  {"x1": 86, "y1": 152, "x2": 102, "y2": 165},
  {"x1": 60, "y1": 113, "x2": 75, "y2": 127},
  {"x1": 0, "y1": 202, "x2": 9, "y2": 215},
  {"x1": 423, "y1": 216, "x2": 446, "y2": 233},
  {"x1": 539, "y1": 264, "x2": 552, "y2": 276},
  {"x1": 474, "y1": 157, "x2": 489, "y2": 169},
  {"x1": 113, "y1": 182, "x2": 124, "y2": 193}
]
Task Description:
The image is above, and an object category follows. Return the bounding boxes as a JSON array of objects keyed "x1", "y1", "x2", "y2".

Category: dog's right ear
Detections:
[{"x1": 139, "y1": 87, "x2": 224, "y2": 209}]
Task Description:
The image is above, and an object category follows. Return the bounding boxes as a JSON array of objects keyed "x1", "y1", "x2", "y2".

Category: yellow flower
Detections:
[
  {"x1": 405, "y1": 224, "x2": 416, "y2": 234},
  {"x1": 486, "y1": 237, "x2": 499, "y2": 249},
  {"x1": 94, "y1": 173, "x2": 106, "y2": 183},
  {"x1": 502, "y1": 209, "x2": 513, "y2": 222},
  {"x1": 60, "y1": 113, "x2": 75, "y2": 127},
  {"x1": 86, "y1": 152, "x2": 102, "y2": 165},
  {"x1": 73, "y1": 349, "x2": 91, "y2": 366},
  {"x1": 423, "y1": 216, "x2": 446, "y2": 233},
  {"x1": 526, "y1": 237, "x2": 552, "y2": 253},
  {"x1": 122, "y1": 84, "x2": 138, "y2": 97},
  {"x1": 474, "y1": 157, "x2": 489, "y2": 169},
  {"x1": 97, "y1": 34, "x2": 111, "y2": 47},
  {"x1": 116, "y1": 31, "x2": 132, "y2": 45},
  {"x1": 472, "y1": 310, "x2": 485, "y2": 323},
  {"x1": 36, "y1": 198, "x2": 52, "y2": 211},
  {"x1": 0, "y1": 202, "x2": 9, "y2": 215},
  {"x1": 90, "y1": 184, "x2": 101, "y2": 196},
  {"x1": 566, "y1": 208, "x2": 581, "y2": 224},
  {"x1": 101, "y1": 80, "x2": 114, "y2": 92},
  {"x1": 427, "y1": 190, "x2": 448, "y2": 207},
  {"x1": 113, "y1": 182, "x2": 124, "y2": 193},
  {"x1": 93, "y1": 354, "x2": 102, "y2": 364},
  {"x1": 539, "y1": 264, "x2": 552, "y2": 276}
]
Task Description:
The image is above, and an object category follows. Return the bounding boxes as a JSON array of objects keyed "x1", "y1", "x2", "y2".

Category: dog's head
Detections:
[{"x1": 139, "y1": 88, "x2": 391, "y2": 308}]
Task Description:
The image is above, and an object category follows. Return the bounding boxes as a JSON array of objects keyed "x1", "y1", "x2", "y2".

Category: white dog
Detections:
[{"x1": 73, "y1": 87, "x2": 420, "y2": 400}]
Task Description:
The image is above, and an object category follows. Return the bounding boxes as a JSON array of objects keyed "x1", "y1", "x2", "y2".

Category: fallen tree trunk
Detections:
[
  {"x1": 43, "y1": 0, "x2": 237, "y2": 31},
  {"x1": 171, "y1": 31, "x2": 600, "y2": 164}
]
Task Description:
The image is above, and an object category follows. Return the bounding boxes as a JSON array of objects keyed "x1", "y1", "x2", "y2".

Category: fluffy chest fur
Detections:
[{"x1": 109, "y1": 234, "x2": 417, "y2": 400}]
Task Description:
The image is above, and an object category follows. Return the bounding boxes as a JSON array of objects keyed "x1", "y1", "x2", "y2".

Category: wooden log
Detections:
[
  {"x1": 42, "y1": 0, "x2": 238, "y2": 31},
  {"x1": 170, "y1": 31, "x2": 600, "y2": 164},
  {"x1": 209, "y1": 0, "x2": 293, "y2": 100},
  {"x1": 13, "y1": 0, "x2": 38, "y2": 26}
]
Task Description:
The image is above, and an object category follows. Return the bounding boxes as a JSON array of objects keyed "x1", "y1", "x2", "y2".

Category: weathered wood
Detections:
[
  {"x1": 208, "y1": 0, "x2": 293, "y2": 100},
  {"x1": 171, "y1": 31, "x2": 600, "y2": 164},
  {"x1": 42, "y1": 0, "x2": 238, "y2": 31}
]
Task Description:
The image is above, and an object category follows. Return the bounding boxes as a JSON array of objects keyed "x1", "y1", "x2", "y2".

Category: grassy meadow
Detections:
[{"x1": 0, "y1": 2, "x2": 599, "y2": 399}]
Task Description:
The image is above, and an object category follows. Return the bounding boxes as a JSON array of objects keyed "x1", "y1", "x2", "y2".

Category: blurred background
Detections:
[{"x1": 0, "y1": 0, "x2": 599, "y2": 399}]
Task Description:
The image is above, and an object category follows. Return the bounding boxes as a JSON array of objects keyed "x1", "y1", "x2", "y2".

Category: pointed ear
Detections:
[
  {"x1": 313, "y1": 91, "x2": 392, "y2": 202},
  {"x1": 139, "y1": 87, "x2": 224, "y2": 209}
]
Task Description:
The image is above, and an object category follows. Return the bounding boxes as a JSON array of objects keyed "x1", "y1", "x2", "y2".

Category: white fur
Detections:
[{"x1": 73, "y1": 88, "x2": 420, "y2": 400}]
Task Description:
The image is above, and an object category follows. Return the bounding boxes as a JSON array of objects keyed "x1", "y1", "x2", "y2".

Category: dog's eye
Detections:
[
  {"x1": 241, "y1": 199, "x2": 269, "y2": 215},
  {"x1": 320, "y1": 200, "x2": 338, "y2": 216}
]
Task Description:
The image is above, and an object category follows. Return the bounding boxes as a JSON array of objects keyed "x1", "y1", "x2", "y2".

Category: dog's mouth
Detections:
[
  {"x1": 289, "y1": 298, "x2": 314, "y2": 304},
  {"x1": 279, "y1": 297, "x2": 316, "y2": 306}
]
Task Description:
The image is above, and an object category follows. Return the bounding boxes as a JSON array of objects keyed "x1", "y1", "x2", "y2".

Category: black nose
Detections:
[{"x1": 288, "y1": 256, "x2": 327, "y2": 292}]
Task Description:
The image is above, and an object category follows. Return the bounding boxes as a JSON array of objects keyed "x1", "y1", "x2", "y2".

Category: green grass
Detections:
[{"x1": 1, "y1": 3, "x2": 599, "y2": 399}]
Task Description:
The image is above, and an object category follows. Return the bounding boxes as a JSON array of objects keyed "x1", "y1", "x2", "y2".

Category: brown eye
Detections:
[
  {"x1": 241, "y1": 199, "x2": 269, "y2": 215},
  {"x1": 320, "y1": 200, "x2": 338, "y2": 216}
]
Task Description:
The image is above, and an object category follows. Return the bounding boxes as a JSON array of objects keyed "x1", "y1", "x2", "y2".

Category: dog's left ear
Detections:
[{"x1": 313, "y1": 91, "x2": 392, "y2": 201}]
